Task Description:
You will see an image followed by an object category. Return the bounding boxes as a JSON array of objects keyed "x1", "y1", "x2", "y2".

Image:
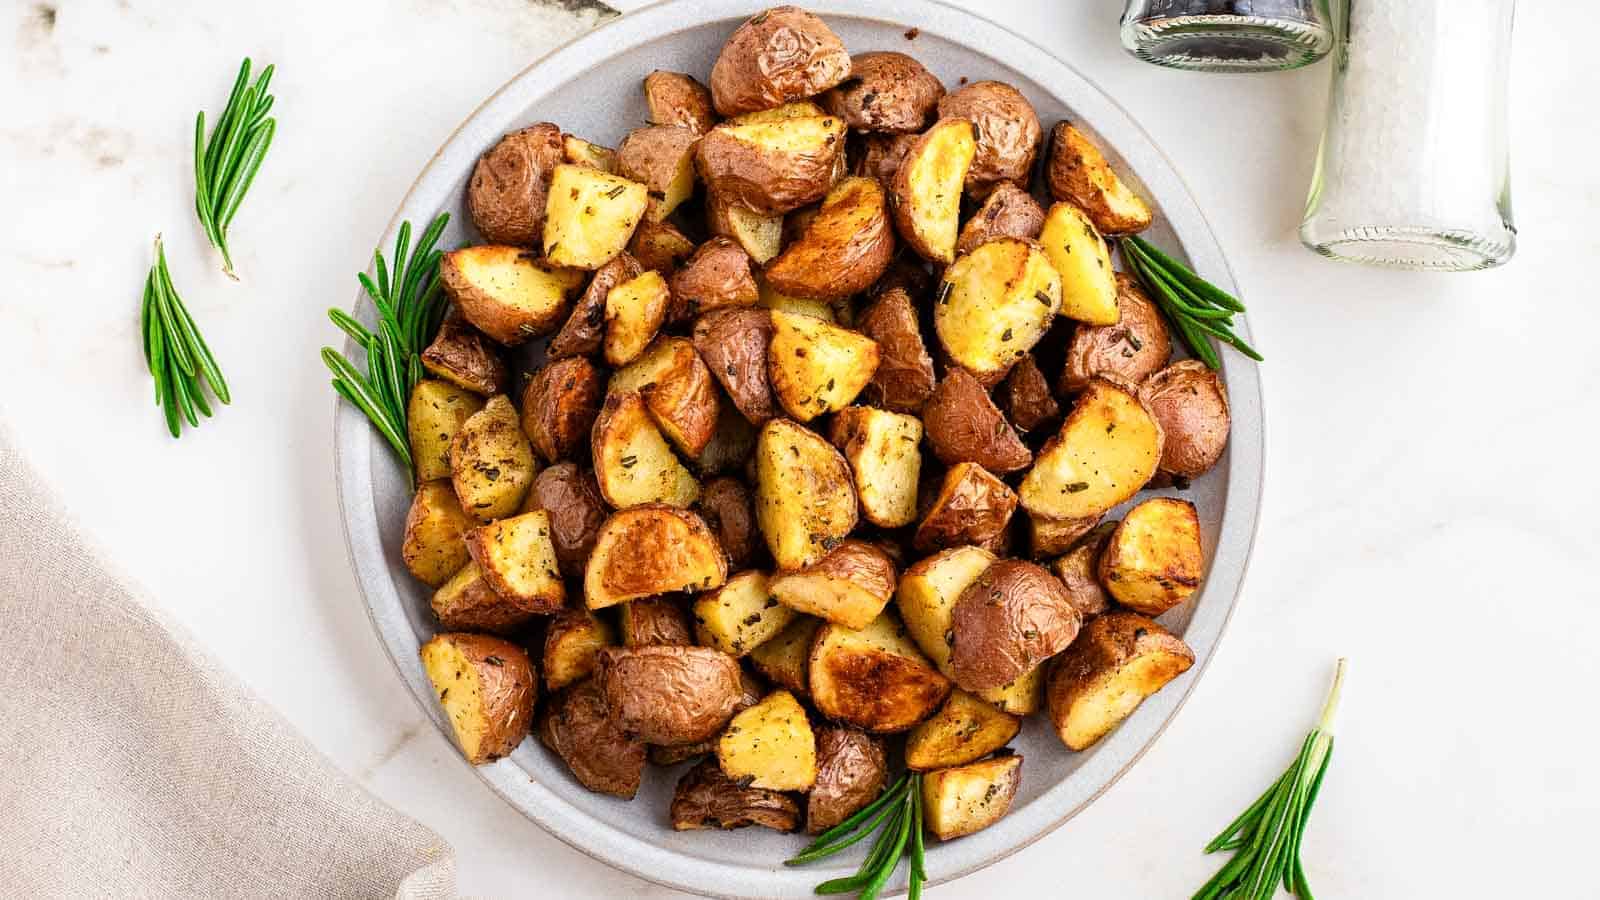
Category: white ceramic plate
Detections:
[{"x1": 334, "y1": 2, "x2": 1264, "y2": 895}]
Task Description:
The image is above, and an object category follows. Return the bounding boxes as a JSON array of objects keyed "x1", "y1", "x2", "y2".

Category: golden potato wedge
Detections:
[
  {"x1": 767, "y1": 310, "x2": 880, "y2": 422},
  {"x1": 921, "y1": 754, "x2": 1022, "y2": 840},
  {"x1": 1139, "y1": 360, "x2": 1231, "y2": 479},
  {"x1": 896, "y1": 545, "x2": 996, "y2": 674},
  {"x1": 708, "y1": 7, "x2": 851, "y2": 116},
  {"x1": 603, "y1": 269, "x2": 671, "y2": 367},
  {"x1": 754, "y1": 418, "x2": 859, "y2": 570},
  {"x1": 561, "y1": 134, "x2": 618, "y2": 173},
  {"x1": 584, "y1": 505, "x2": 727, "y2": 608},
  {"x1": 546, "y1": 252, "x2": 642, "y2": 360},
  {"x1": 543, "y1": 163, "x2": 650, "y2": 270},
  {"x1": 1027, "y1": 511, "x2": 1104, "y2": 558},
  {"x1": 543, "y1": 608, "x2": 616, "y2": 692},
  {"x1": 591, "y1": 390, "x2": 700, "y2": 510},
  {"x1": 905, "y1": 690, "x2": 1022, "y2": 771},
  {"x1": 420, "y1": 632, "x2": 536, "y2": 764},
  {"x1": 1048, "y1": 611, "x2": 1193, "y2": 750},
  {"x1": 626, "y1": 217, "x2": 697, "y2": 274},
  {"x1": 758, "y1": 280, "x2": 836, "y2": 322},
  {"x1": 1038, "y1": 201, "x2": 1118, "y2": 326},
  {"x1": 806, "y1": 726, "x2": 888, "y2": 834},
  {"x1": 829, "y1": 406, "x2": 923, "y2": 528},
  {"x1": 693, "y1": 307, "x2": 778, "y2": 425},
  {"x1": 618, "y1": 596, "x2": 693, "y2": 648},
  {"x1": 450, "y1": 395, "x2": 537, "y2": 522},
  {"x1": 891, "y1": 118, "x2": 978, "y2": 264},
  {"x1": 1046, "y1": 122, "x2": 1152, "y2": 236},
  {"x1": 808, "y1": 611, "x2": 952, "y2": 733},
  {"x1": 1099, "y1": 497, "x2": 1203, "y2": 616},
  {"x1": 934, "y1": 238, "x2": 1062, "y2": 384},
  {"x1": 950, "y1": 559, "x2": 1082, "y2": 692},
  {"x1": 771, "y1": 539, "x2": 896, "y2": 629},
  {"x1": 717, "y1": 689, "x2": 817, "y2": 791},
  {"x1": 955, "y1": 182, "x2": 1047, "y2": 256},
  {"x1": 1060, "y1": 274, "x2": 1172, "y2": 392},
  {"x1": 616, "y1": 125, "x2": 699, "y2": 223},
  {"x1": 467, "y1": 123, "x2": 563, "y2": 247},
  {"x1": 669, "y1": 237, "x2": 759, "y2": 318},
  {"x1": 643, "y1": 70, "x2": 717, "y2": 134},
  {"x1": 764, "y1": 177, "x2": 895, "y2": 301},
  {"x1": 707, "y1": 190, "x2": 784, "y2": 264},
  {"x1": 464, "y1": 509, "x2": 566, "y2": 613},
  {"x1": 408, "y1": 380, "x2": 486, "y2": 483},
  {"x1": 857, "y1": 287, "x2": 936, "y2": 413},
  {"x1": 608, "y1": 336, "x2": 721, "y2": 458},
  {"x1": 538, "y1": 677, "x2": 645, "y2": 798},
  {"x1": 431, "y1": 560, "x2": 536, "y2": 634},
  {"x1": 937, "y1": 81, "x2": 1042, "y2": 196},
  {"x1": 520, "y1": 356, "x2": 604, "y2": 464},
  {"x1": 401, "y1": 480, "x2": 474, "y2": 588},
  {"x1": 1018, "y1": 379, "x2": 1163, "y2": 520},
  {"x1": 670, "y1": 758, "x2": 801, "y2": 832},
  {"x1": 912, "y1": 462, "x2": 1018, "y2": 553},
  {"x1": 693, "y1": 570, "x2": 796, "y2": 657},
  {"x1": 597, "y1": 645, "x2": 743, "y2": 745},
  {"x1": 694, "y1": 115, "x2": 847, "y2": 216},
  {"x1": 441, "y1": 245, "x2": 583, "y2": 346},
  {"x1": 749, "y1": 614, "x2": 821, "y2": 695},
  {"x1": 421, "y1": 309, "x2": 508, "y2": 396}
]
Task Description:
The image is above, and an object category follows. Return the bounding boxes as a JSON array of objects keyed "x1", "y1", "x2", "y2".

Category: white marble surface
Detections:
[{"x1": 3, "y1": 0, "x2": 1597, "y2": 897}]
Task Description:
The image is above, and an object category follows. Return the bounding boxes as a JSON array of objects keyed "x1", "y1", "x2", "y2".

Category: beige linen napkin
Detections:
[{"x1": 0, "y1": 423, "x2": 456, "y2": 899}]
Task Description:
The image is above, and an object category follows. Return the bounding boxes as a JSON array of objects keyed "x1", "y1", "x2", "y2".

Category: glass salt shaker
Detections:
[
  {"x1": 1299, "y1": 1, "x2": 1517, "y2": 270},
  {"x1": 1120, "y1": 0, "x2": 1334, "y2": 71}
]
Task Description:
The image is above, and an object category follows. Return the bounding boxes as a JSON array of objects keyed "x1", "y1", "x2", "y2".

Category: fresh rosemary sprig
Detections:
[
  {"x1": 1194, "y1": 658, "x2": 1347, "y2": 900},
  {"x1": 194, "y1": 57, "x2": 277, "y2": 279},
  {"x1": 321, "y1": 213, "x2": 451, "y2": 476},
  {"x1": 1120, "y1": 235, "x2": 1262, "y2": 370},
  {"x1": 140, "y1": 236, "x2": 231, "y2": 437},
  {"x1": 786, "y1": 772, "x2": 927, "y2": 899}
]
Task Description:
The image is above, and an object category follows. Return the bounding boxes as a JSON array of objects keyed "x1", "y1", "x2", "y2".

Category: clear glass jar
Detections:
[
  {"x1": 1120, "y1": 0, "x2": 1334, "y2": 72},
  {"x1": 1299, "y1": 1, "x2": 1517, "y2": 270}
]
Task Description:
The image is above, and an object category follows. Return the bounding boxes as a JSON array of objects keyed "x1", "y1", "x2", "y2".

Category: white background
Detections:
[{"x1": 3, "y1": 0, "x2": 1596, "y2": 897}]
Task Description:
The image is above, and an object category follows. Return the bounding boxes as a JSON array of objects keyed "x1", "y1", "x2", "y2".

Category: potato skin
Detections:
[
  {"x1": 420, "y1": 633, "x2": 537, "y2": 765},
  {"x1": 526, "y1": 463, "x2": 608, "y2": 579},
  {"x1": 597, "y1": 645, "x2": 744, "y2": 745},
  {"x1": 671, "y1": 759, "x2": 801, "y2": 832},
  {"x1": 1052, "y1": 521, "x2": 1116, "y2": 620},
  {"x1": 765, "y1": 177, "x2": 895, "y2": 301},
  {"x1": 1027, "y1": 511, "x2": 1104, "y2": 559},
  {"x1": 806, "y1": 727, "x2": 888, "y2": 834},
  {"x1": 955, "y1": 182, "x2": 1046, "y2": 256},
  {"x1": 440, "y1": 247, "x2": 580, "y2": 346},
  {"x1": 619, "y1": 596, "x2": 693, "y2": 648},
  {"x1": 1047, "y1": 611, "x2": 1194, "y2": 750},
  {"x1": 693, "y1": 307, "x2": 779, "y2": 425},
  {"x1": 695, "y1": 116, "x2": 847, "y2": 216},
  {"x1": 539, "y1": 677, "x2": 647, "y2": 799},
  {"x1": 431, "y1": 561, "x2": 535, "y2": 634},
  {"x1": 921, "y1": 368, "x2": 1032, "y2": 474},
  {"x1": 820, "y1": 51, "x2": 944, "y2": 133},
  {"x1": 856, "y1": 287, "x2": 936, "y2": 413},
  {"x1": 698, "y1": 476, "x2": 760, "y2": 569},
  {"x1": 421, "y1": 309, "x2": 508, "y2": 396},
  {"x1": 709, "y1": 6, "x2": 852, "y2": 116},
  {"x1": 936, "y1": 81, "x2": 1042, "y2": 195},
  {"x1": 627, "y1": 218, "x2": 697, "y2": 273},
  {"x1": 670, "y1": 237, "x2": 759, "y2": 318},
  {"x1": 520, "y1": 356, "x2": 603, "y2": 464},
  {"x1": 913, "y1": 462, "x2": 1019, "y2": 553},
  {"x1": 547, "y1": 252, "x2": 643, "y2": 360},
  {"x1": 467, "y1": 123, "x2": 563, "y2": 246},
  {"x1": 616, "y1": 124, "x2": 701, "y2": 222},
  {"x1": 1139, "y1": 360, "x2": 1230, "y2": 478},
  {"x1": 770, "y1": 539, "x2": 898, "y2": 629},
  {"x1": 644, "y1": 70, "x2": 717, "y2": 134},
  {"x1": 1061, "y1": 273, "x2": 1173, "y2": 392},
  {"x1": 950, "y1": 559, "x2": 1082, "y2": 692},
  {"x1": 1000, "y1": 354, "x2": 1061, "y2": 434},
  {"x1": 852, "y1": 132, "x2": 918, "y2": 184}
]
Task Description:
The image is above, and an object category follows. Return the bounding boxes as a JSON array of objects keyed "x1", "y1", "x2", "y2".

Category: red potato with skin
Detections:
[{"x1": 709, "y1": 6, "x2": 853, "y2": 116}]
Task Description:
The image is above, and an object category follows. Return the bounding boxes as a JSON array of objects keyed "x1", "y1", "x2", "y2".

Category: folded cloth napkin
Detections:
[{"x1": 0, "y1": 422, "x2": 456, "y2": 899}]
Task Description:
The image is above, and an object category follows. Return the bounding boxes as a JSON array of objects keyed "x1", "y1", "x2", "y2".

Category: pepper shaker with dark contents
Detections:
[{"x1": 1121, "y1": 0, "x2": 1333, "y2": 71}]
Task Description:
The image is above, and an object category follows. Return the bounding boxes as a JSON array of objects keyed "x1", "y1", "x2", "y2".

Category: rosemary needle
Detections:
[
  {"x1": 1120, "y1": 235, "x2": 1262, "y2": 369},
  {"x1": 140, "y1": 236, "x2": 230, "y2": 437},
  {"x1": 195, "y1": 57, "x2": 277, "y2": 279},
  {"x1": 787, "y1": 772, "x2": 927, "y2": 899}
]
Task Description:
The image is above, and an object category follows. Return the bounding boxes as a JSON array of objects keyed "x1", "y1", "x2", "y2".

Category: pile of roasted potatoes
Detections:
[{"x1": 406, "y1": 5, "x2": 1231, "y2": 842}]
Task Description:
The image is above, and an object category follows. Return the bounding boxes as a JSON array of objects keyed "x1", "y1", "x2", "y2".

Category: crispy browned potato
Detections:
[
  {"x1": 539, "y1": 677, "x2": 646, "y2": 798},
  {"x1": 627, "y1": 217, "x2": 697, "y2": 273},
  {"x1": 771, "y1": 539, "x2": 896, "y2": 629},
  {"x1": 1027, "y1": 511, "x2": 1103, "y2": 559},
  {"x1": 855, "y1": 287, "x2": 936, "y2": 413},
  {"x1": 1000, "y1": 354, "x2": 1061, "y2": 433},
  {"x1": 749, "y1": 614, "x2": 821, "y2": 694},
  {"x1": 820, "y1": 51, "x2": 944, "y2": 133},
  {"x1": 608, "y1": 336, "x2": 721, "y2": 458},
  {"x1": 1099, "y1": 497, "x2": 1203, "y2": 616},
  {"x1": 670, "y1": 758, "x2": 800, "y2": 832},
  {"x1": 829, "y1": 406, "x2": 922, "y2": 528},
  {"x1": 692, "y1": 570, "x2": 792, "y2": 656},
  {"x1": 921, "y1": 754, "x2": 1022, "y2": 840},
  {"x1": 420, "y1": 632, "x2": 536, "y2": 764},
  {"x1": 693, "y1": 394, "x2": 759, "y2": 477},
  {"x1": 1139, "y1": 360, "x2": 1230, "y2": 479},
  {"x1": 768, "y1": 309, "x2": 880, "y2": 422},
  {"x1": 543, "y1": 608, "x2": 616, "y2": 692},
  {"x1": 1052, "y1": 521, "x2": 1117, "y2": 620},
  {"x1": 591, "y1": 390, "x2": 700, "y2": 509},
  {"x1": 1019, "y1": 379, "x2": 1163, "y2": 520},
  {"x1": 806, "y1": 726, "x2": 887, "y2": 834},
  {"x1": 669, "y1": 237, "x2": 759, "y2": 318},
  {"x1": 546, "y1": 252, "x2": 642, "y2": 360},
  {"x1": 584, "y1": 505, "x2": 727, "y2": 608},
  {"x1": 852, "y1": 132, "x2": 918, "y2": 184},
  {"x1": 697, "y1": 476, "x2": 760, "y2": 569},
  {"x1": 949, "y1": 558, "x2": 1081, "y2": 692},
  {"x1": 1046, "y1": 122, "x2": 1152, "y2": 235},
  {"x1": 892, "y1": 118, "x2": 978, "y2": 264},
  {"x1": 543, "y1": 164, "x2": 650, "y2": 270},
  {"x1": 708, "y1": 7, "x2": 852, "y2": 116},
  {"x1": 561, "y1": 134, "x2": 618, "y2": 173},
  {"x1": 935, "y1": 238, "x2": 1062, "y2": 385},
  {"x1": 644, "y1": 70, "x2": 717, "y2": 135},
  {"x1": 525, "y1": 463, "x2": 608, "y2": 579},
  {"x1": 905, "y1": 690, "x2": 1021, "y2": 771},
  {"x1": 464, "y1": 510, "x2": 566, "y2": 613},
  {"x1": 402, "y1": 480, "x2": 474, "y2": 588},
  {"x1": 913, "y1": 462, "x2": 1019, "y2": 552},
  {"x1": 616, "y1": 125, "x2": 700, "y2": 223},
  {"x1": 1048, "y1": 611, "x2": 1193, "y2": 750},
  {"x1": 922, "y1": 368, "x2": 1032, "y2": 473},
  {"x1": 937, "y1": 81, "x2": 1041, "y2": 196},
  {"x1": 618, "y1": 596, "x2": 693, "y2": 648},
  {"x1": 409, "y1": 380, "x2": 486, "y2": 483},
  {"x1": 717, "y1": 689, "x2": 817, "y2": 790},
  {"x1": 430, "y1": 561, "x2": 530, "y2": 633},
  {"x1": 765, "y1": 177, "x2": 895, "y2": 301},
  {"x1": 1038, "y1": 201, "x2": 1118, "y2": 326},
  {"x1": 955, "y1": 182, "x2": 1046, "y2": 256},
  {"x1": 421, "y1": 309, "x2": 508, "y2": 396},
  {"x1": 808, "y1": 611, "x2": 952, "y2": 733},
  {"x1": 706, "y1": 190, "x2": 784, "y2": 264},
  {"x1": 441, "y1": 246, "x2": 583, "y2": 345},
  {"x1": 693, "y1": 307, "x2": 778, "y2": 425},
  {"x1": 597, "y1": 645, "x2": 743, "y2": 744},
  {"x1": 695, "y1": 115, "x2": 847, "y2": 216},
  {"x1": 754, "y1": 418, "x2": 859, "y2": 570},
  {"x1": 603, "y1": 269, "x2": 671, "y2": 367},
  {"x1": 450, "y1": 395, "x2": 537, "y2": 522},
  {"x1": 467, "y1": 123, "x2": 563, "y2": 247},
  {"x1": 1061, "y1": 274, "x2": 1172, "y2": 392},
  {"x1": 520, "y1": 356, "x2": 603, "y2": 464}
]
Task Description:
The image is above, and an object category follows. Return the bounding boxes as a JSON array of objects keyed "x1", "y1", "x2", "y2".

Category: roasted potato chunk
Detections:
[
  {"x1": 402, "y1": 480, "x2": 474, "y2": 588},
  {"x1": 669, "y1": 237, "x2": 759, "y2": 317},
  {"x1": 420, "y1": 632, "x2": 536, "y2": 764},
  {"x1": 431, "y1": 560, "x2": 534, "y2": 634},
  {"x1": 649, "y1": 671, "x2": 766, "y2": 765},
  {"x1": 955, "y1": 182, "x2": 1046, "y2": 256},
  {"x1": 891, "y1": 118, "x2": 978, "y2": 264},
  {"x1": 829, "y1": 406, "x2": 923, "y2": 528},
  {"x1": 591, "y1": 391, "x2": 700, "y2": 509},
  {"x1": 1000, "y1": 354, "x2": 1061, "y2": 434},
  {"x1": 521, "y1": 356, "x2": 604, "y2": 464},
  {"x1": 1048, "y1": 611, "x2": 1193, "y2": 750},
  {"x1": 707, "y1": 191, "x2": 784, "y2": 264},
  {"x1": 718, "y1": 689, "x2": 817, "y2": 791},
  {"x1": 708, "y1": 6, "x2": 852, "y2": 116},
  {"x1": 543, "y1": 164, "x2": 650, "y2": 270},
  {"x1": 905, "y1": 690, "x2": 1022, "y2": 771},
  {"x1": 539, "y1": 677, "x2": 646, "y2": 798},
  {"x1": 546, "y1": 251, "x2": 643, "y2": 360},
  {"x1": 806, "y1": 726, "x2": 888, "y2": 834},
  {"x1": 608, "y1": 337, "x2": 721, "y2": 458},
  {"x1": 771, "y1": 539, "x2": 896, "y2": 629},
  {"x1": 853, "y1": 132, "x2": 918, "y2": 185},
  {"x1": 693, "y1": 570, "x2": 795, "y2": 657},
  {"x1": 626, "y1": 218, "x2": 697, "y2": 273},
  {"x1": 808, "y1": 611, "x2": 951, "y2": 733},
  {"x1": 937, "y1": 81, "x2": 1041, "y2": 196},
  {"x1": 921, "y1": 368, "x2": 1032, "y2": 473},
  {"x1": 441, "y1": 245, "x2": 583, "y2": 345},
  {"x1": 765, "y1": 177, "x2": 895, "y2": 301},
  {"x1": 1061, "y1": 274, "x2": 1172, "y2": 391},
  {"x1": 525, "y1": 463, "x2": 607, "y2": 578},
  {"x1": 618, "y1": 596, "x2": 693, "y2": 648},
  {"x1": 697, "y1": 476, "x2": 760, "y2": 570},
  {"x1": 421, "y1": 309, "x2": 508, "y2": 396},
  {"x1": 603, "y1": 270, "x2": 672, "y2": 367},
  {"x1": 693, "y1": 307, "x2": 778, "y2": 425},
  {"x1": 749, "y1": 614, "x2": 821, "y2": 695},
  {"x1": 1038, "y1": 201, "x2": 1118, "y2": 326},
  {"x1": 561, "y1": 134, "x2": 618, "y2": 173},
  {"x1": 543, "y1": 608, "x2": 616, "y2": 691},
  {"x1": 1099, "y1": 497, "x2": 1203, "y2": 616},
  {"x1": 1139, "y1": 360, "x2": 1231, "y2": 479},
  {"x1": 695, "y1": 115, "x2": 847, "y2": 216},
  {"x1": 467, "y1": 123, "x2": 563, "y2": 247},
  {"x1": 464, "y1": 509, "x2": 566, "y2": 613},
  {"x1": 1046, "y1": 121, "x2": 1152, "y2": 235},
  {"x1": 754, "y1": 418, "x2": 858, "y2": 570},
  {"x1": 584, "y1": 505, "x2": 727, "y2": 608},
  {"x1": 913, "y1": 462, "x2": 1018, "y2": 553},
  {"x1": 644, "y1": 70, "x2": 717, "y2": 135},
  {"x1": 950, "y1": 559, "x2": 1081, "y2": 692},
  {"x1": 934, "y1": 238, "x2": 1062, "y2": 385},
  {"x1": 897, "y1": 545, "x2": 996, "y2": 673},
  {"x1": 922, "y1": 754, "x2": 1022, "y2": 840},
  {"x1": 693, "y1": 394, "x2": 759, "y2": 477},
  {"x1": 857, "y1": 287, "x2": 936, "y2": 413},
  {"x1": 616, "y1": 125, "x2": 700, "y2": 223},
  {"x1": 409, "y1": 380, "x2": 486, "y2": 483},
  {"x1": 450, "y1": 395, "x2": 536, "y2": 522},
  {"x1": 1018, "y1": 379, "x2": 1163, "y2": 520},
  {"x1": 670, "y1": 759, "x2": 800, "y2": 832},
  {"x1": 597, "y1": 645, "x2": 743, "y2": 745},
  {"x1": 1052, "y1": 521, "x2": 1117, "y2": 620},
  {"x1": 768, "y1": 309, "x2": 880, "y2": 422},
  {"x1": 820, "y1": 51, "x2": 944, "y2": 133}
]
